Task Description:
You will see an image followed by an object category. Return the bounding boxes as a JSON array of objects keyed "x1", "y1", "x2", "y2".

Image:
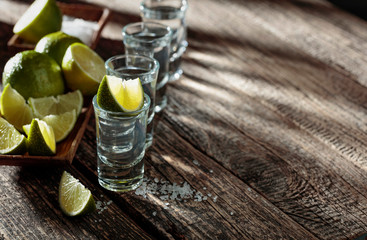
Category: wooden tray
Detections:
[
  {"x1": 0, "y1": 99, "x2": 94, "y2": 166},
  {"x1": 7, "y1": 2, "x2": 111, "y2": 51},
  {"x1": 2, "y1": 2, "x2": 110, "y2": 165}
]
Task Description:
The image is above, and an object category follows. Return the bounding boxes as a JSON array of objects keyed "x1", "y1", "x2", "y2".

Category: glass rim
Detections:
[
  {"x1": 140, "y1": 0, "x2": 188, "y2": 12},
  {"x1": 92, "y1": 93, "x2": 151, "y2": 118},
  {"x1": 105, "y1": 54, "x2": 160, "y2": 79},
  {"x1": 122, "y1": 21, "x2": 172, "y2": 43}
]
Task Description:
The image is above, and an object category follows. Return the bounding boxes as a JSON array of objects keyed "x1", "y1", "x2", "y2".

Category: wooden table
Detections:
[{"x1": 1, "y1": 0, "x2": 367, "y2": 239}]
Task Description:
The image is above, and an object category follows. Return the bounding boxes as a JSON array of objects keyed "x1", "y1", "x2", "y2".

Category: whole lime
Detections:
[
  {"x1": 2, "y1": 50, "x2": 65, "y2": 99},
  {"x1": 35, "y1": 31, "x2": 82, "y2": 65}
]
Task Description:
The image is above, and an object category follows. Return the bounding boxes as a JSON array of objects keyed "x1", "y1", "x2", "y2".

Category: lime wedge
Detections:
[
  {"x1": 42, "y1": 110, "x2": 77, "y2": 142},
  {"x1": 0, "y1": 84, "x2": 33, "y2": 132},
  {"x1": 0, "y1": 117, "x2": 27, "y2": 155},
  {"x1": 13, "y1": 0, "x2": 62, "y2": 43},
  {"x1": 26, "y1": 119, "x2": 56, "y2": 156},
  {"x1": 59, "y1": 171, "x2": 96, "y2": 216},
  {"x1": 29, "y1": 90, "x2": 83, "y2": 119},
  {"x1": 62, "y1": 43, "x2": 105, "y2": 96},
  {"x1": 96, "y1": 75, "x2": 144, "y2": 112}
]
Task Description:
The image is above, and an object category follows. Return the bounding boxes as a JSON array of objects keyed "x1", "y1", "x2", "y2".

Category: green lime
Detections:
[
  {"x1": 26, "y1": 118, "x2": 56, "y2": 156},
  {"x1": 59, "y1": 171, "x2": 96, "y2": 216},
  {"x1": 13, "y1": 0, "x2": 62, "y2": 43},
  {"x1": 35, "y1": 31, "x2": 82, "y2": 65},
  {"x1": 62, "y1": 43, "x2": 105, "y2": 96},
  {"x1": 0, "y1": 117, "x2": 27, "y2": 155},
  {"x1": 97, "y1": 75, "x2": 144, "y2": 112},
  {"x1": 0, "y1": 84, "x2": 33, "y2": 131},
  {"x1": 2, "y1": 50, "x2": 65, "y2": 99},
  {"x1": 28, "y1": 90, "x2": 83, "y2": 119}
]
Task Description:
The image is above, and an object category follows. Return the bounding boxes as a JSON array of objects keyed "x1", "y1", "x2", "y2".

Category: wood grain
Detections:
[{"x1": 2, "y1": 0, "x2": 367, "y2": 239}]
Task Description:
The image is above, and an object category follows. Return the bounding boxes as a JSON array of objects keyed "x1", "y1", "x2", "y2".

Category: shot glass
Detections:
[
  {"x1": 140, "y1": 0, "x2": 188, "y2": 82},
  {"x1": 105, "y1": 55, "x2": 159, "y2": 148},
  {"x1": 93, "y1": 94, "x2": 151, "y2": 192},
  {"x1": 122, "y1": 22, "x2": 172, "y2": 112}
]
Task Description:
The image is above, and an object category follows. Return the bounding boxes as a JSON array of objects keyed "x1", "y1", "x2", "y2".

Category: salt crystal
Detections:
[
  {"x1": 134, "y1": 178, "x2": 216, "y2": 205},
  {"x1": 193, "y1": 160, "x2": 200, "y2": 166},
  {"x1": 209, "y1": 170, "x2": 213, "y2": 173},
  {"x1": 61, "y1": 16, "x2": 99, "y2": 46},
  {"x1": 152, "y1": 211, "x2": 157, "y2": 216},
  {"x1": 213, "y1": 196, "x2": 218, "y2": 202}
]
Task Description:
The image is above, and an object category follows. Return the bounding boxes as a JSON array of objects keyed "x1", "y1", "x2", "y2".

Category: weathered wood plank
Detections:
[
  {"x1": 0, "y1": 166, "x2": 155, "y2": 240},
  {"x1": 158, "y1": 7, "x2": 367, "y2": 237},
  {"x1": 76, "y1": 115, "x2": 317, "y2": 240}
]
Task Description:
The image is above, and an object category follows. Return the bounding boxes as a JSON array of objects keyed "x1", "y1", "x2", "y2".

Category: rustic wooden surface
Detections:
[{"x1": 1, "y1": 0, "x2": 367, "y2": 239}]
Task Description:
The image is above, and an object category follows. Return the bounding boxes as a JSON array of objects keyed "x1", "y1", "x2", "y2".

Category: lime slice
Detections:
[
  {"x1": 0, "y1": 117, "x2": 27, "y2": 155},
  {"x1": 2, "y1": 50, "x2": 65, "y2": 99},
  {"x1": 13, "y1": 0, "x2": 62, "y2": 43},
  {"x1": 29, "y1": 90, "x2": 83, "y2": 119},
  {"x1": 0, "y1": 84, "x2": 33, "y2": 132},
  {"x1": 96, "y1": 75, "x2": 144, "y2": 112},
  {"x1": 62, "y1": 43, "x2": 105, "y2": 96},
  {"x1": 59, "y1": 171, "x2": 96, "y2": 216},
  {"x1": 26, "y1": 119, "x2": 56, "y2": 156},
  {"x1": 42, "y1": 110, "x2": 77, "y2": 142}
]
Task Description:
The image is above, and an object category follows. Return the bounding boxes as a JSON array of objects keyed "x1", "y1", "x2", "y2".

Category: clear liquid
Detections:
[
  {"x1": 125, "y1": 33, "x2": 170, "y2": 110},
  {"x1": 113, "y1": 67, "x2": 156, "y2": 145},
  {"x1": 141, "y1": 6, "x2": 188, "y2": 80},
  {"x1": 96, "y1": 111, "x2": 146, "y2": 192}
]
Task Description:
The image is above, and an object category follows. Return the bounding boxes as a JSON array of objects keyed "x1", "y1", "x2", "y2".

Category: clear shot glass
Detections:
[
  {"x1": 140, "y1": 0, "x2": 188, "y2": 82},
  {"x1": 93, "y1": 94, "x2": 150, "y2": 192},
  {"x1": 105, "y1": 55, "x2": 159, "y2": 148},
  {"x1": 122, "y1": 22, "x2": 172, "y2": 112}
]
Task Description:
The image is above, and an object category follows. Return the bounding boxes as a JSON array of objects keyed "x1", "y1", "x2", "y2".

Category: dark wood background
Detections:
[{"x1": 1, "y1": 0, "x2": 367, "y2": 239}]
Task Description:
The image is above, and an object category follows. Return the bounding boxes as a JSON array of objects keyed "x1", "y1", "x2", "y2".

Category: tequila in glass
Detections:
[
  {"x1": 105, "y1": 55, "x2": 159, "y2": 148},
  {"x1": 122, "y1": 22, "x2": 172, "y2": 112},
  {"x1": 140, "y1": 0, "x2": 188, "y2": 81},
  {"x1": 93, "y1": 94, "x2": 150, "y2": 192}
]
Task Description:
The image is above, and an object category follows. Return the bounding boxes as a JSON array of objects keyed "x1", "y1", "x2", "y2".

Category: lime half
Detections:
[
  {"x1": 0, "y1": 84, "x2": 33, "y2": 132},
  {"x1": 97, "y1": 75, "x2": 144, "y2": 112},
  {"x1": 0, "y1": 117, "x2": 27, "y2": 155},
  {"x1": 13, "y1": 0, "x2": 62, "y2": 43},
  {"x1": 62, "y1": 43, "x2": 105, "y2": 96},
  {"x1": 59, "y1": 171, "x2": 96, "y2": 216},
  {"x1": 26, "y1": 119, "x2": 56, "y2": 156}
]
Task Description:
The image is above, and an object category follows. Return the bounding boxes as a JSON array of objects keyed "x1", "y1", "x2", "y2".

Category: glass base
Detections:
[
  {"x1": 169, "y1": 67, "x2": 183, "y2": 82},
  {"x1": 98, "y1": 176, "x2": 143, "y2": 192},
  {"x1": 145, "y1": 133, "x2": 153, "y2": 148},
  {"x1": 155, "y1": 95, "x2": 167, "y2": 113}
]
